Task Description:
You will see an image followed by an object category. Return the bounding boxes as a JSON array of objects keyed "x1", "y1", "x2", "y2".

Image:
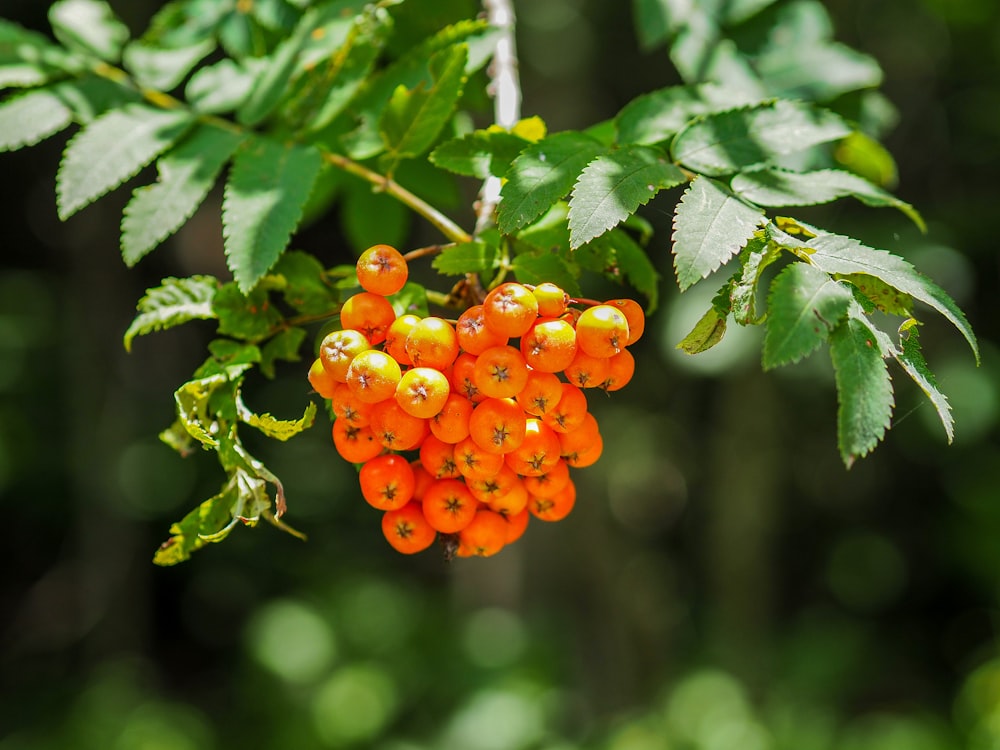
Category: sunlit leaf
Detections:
[
  {"x1": 122, "y1": 38, "x2": 216, "y2": 91},
  {"x1": 213, "y1": 282, "x2": 284, "y2": 341},
  {"x1": 430, "y1": 129, "x2": 530, "y2": 179},
  {"x1": 240, "y1": 398, "x2": 316, "y2": 441},
  {"x1": 0, "y1": 85, "x2": 74, "y2": 152},
  {"x1": 123, "y1": 275, "x2": 218, "y2": 351},
  {"x1": 49, "y1": 0, "x2": 130, "y2": 62},
  {"x1": 615, "y1": 83, "x2": 763, "y2": 145},
  {"x1": 153, "y1": 480, "x2": 238, "y2": 565},
  {"x1": 431, "y1": 242, "x2": 497, "y2": 276}
]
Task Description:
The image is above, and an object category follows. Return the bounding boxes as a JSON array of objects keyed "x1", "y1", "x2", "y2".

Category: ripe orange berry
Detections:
[
  {"x1": 359, "y1": 453, "x2": 415, "y2": 511},
  {"x1": 601, "y1": 349, "x2": 635, "y2": 392},
  {"x1": 405, "y1": 316, "x2": 460, "y2": 370},
  {"x1": 356, "y1": 243, "x2": 408, "y2": 296},
  {"x1": 504, "y1": 507, "x2": 530, "y2": 544},
  {"x1": 454, "y1": 435, "x2": 506, "y2": 480},
  {"x1": 319, "y1": 329, "x2": 371, "y2": 382},
  {"x1": 331, "y1": 382, "x2": 374, "y2": 426},
  {"x1": 515, "y1": 370, "x2": 563, "y2": 417},
  {"x1": 332, "y1": 420, "x2": 383, "y2": 463},
  {"x1": 575, "y1": 304, "x2": 630, "y2": 358},
  {"x1": 519, "y1": 317, "x2": 578, "y2": 372},
  {"x1": 456, "y1": 304, "x2": 507, "y2": 355},
  {"x1": 346, "y1": 349, "x2": 402, "y2": 403},
  {"x1": 308, "y1": 357, "x2": 338, "y2": 399},
  {"x1": 411, "y1": 460, "x2": 434, "y2": 501},
  {"x1": 605, "y1": 298, "x2": 645, "y2": 344},
  {"x1": 395, "y1": 366, "x2": 451, "y2": 419},
  {"x1": 382, "y1": 501, "x2": 436, "y2": 554},
  {"x1": 369, "y1": 399, "x2": 428, "y2": 451},
  {"x1": 467, "y1": 462, "x2": 520, "y2": 504},
  {"x1": 473, "y1": 345, "x2": 529, "y2": 399},
  {"x1": 505, "y1": 418, "x2": 562, "y2": 476},
  {"x1": 457, "y1": 509, "x2": 508, "y2": 557},
  {"x1": 419, "y1": 435, "x2": 461, "y2": 479},
  {"x1": 559, "y1": 412, "x2": 603, "y2": 468},
  {"x1": 384, "y1": 313, "x2": 421, "y2": 366},
  {"x1": 451, "y1": 352, "x2": 485, "y2": 403},
  {"x1": 422, "y1": 478, "x2": 478, "y2": 533},
  {"x1": 522, "y1": 457, "x2": 571, "y2": 498},
  {"x1": 529, "y1": 478, "x2": 576, "y2": 521},
  {"x1": 340, "y1": 292, "x2": 396, "y2": 345},
  {"x1": 541, "y1": 383, "x2": 588, "y2": 433},
  {"x1": 483, "y1": 282, "x2": 539, "y2": 338},
  {"x1": 469, "y1": 397, "x2": 527, "y2": 455},
  {"x1": 532, "y1": 282, "x2": 569, "y2": 318},
  {"x1": 485, "y1": 477, "x2": 529, "y2": 516},
  {"x1": 563, "y1": 348, "x2": 611, "y2": 389},
  {"x1": 429, "y1": 393, "x2": 474, "y2": 444}
]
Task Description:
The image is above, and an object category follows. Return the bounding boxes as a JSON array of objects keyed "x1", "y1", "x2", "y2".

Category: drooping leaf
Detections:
[
  {"x1": 894, "y1": 323, "x2": 954, "y2": 443},
  {"x1": 153, "y1": 481, "x2": 238, "y2": 565},
  {"x1": 121, "y1": 39, "x2": 216, "y2": 91},
  {"x1": 731, "y1": 168, "x2": 924, "y2": 231},
  {"x1": 568, "y1": 144, "x2": 686, "y2": 248},
  {"x1": 222, "y1": 138, "x2": 324, "y2": 292},
  {"x1": 806, "y1": 233, "x2": 979, "y2": 362},
  {"x1": 676, "y1": 306, "x2": 727, "y2": 354},
  {"x1": 174, "y1": 368, "x2": 248, "y2": 448},
  {"x1": 431, "y1": 241, "x2": 497, "y2": 276},
  {"x1": 581, "y1": 229, "x2": 661, "y2": 311},
  {"x1": 213, "y1": 282, "x2": 284, "y2": 341},
  {"x1": 48, "y1": 0, "x2": 130, "y2": 62},
  {"x1": 260, "y1": 327, "x2": 307, "y2": 379},
  {"x1": 0, "y1": 85, "x2": 74, "y2": 152},
  {"x1": 123, "y1": 275, "x2": 218, "y2": 351},
  {"x1": 379, "y1": 44, "x2": 468, "y2": 167},
  {"x1": 731, "y1": 232, "x2": 779, "y2": 325},
  {"x1": 762, "y1": 262, "x2": 852, "y2": 369},
  {"x1": 672, "y1": 176, "x2": 765, "y2": 291},
  {"x1": 185, "y1": 58, "x2": 260, "y2": 114},
  {"x1": 240, "y1": 398, "x2": 316, "y2": 441},
  {"x1": 497, "y1": 132, "x2": 606, "y2": 234},
  {"x1": 671, "y1": 100, "x2": 852, "y2": 176},
  {"x1": 56, "y1": 103, "x2": 196, "y2": 219},
  {"x1": 430, "y1": 129, "x2": 530, "y2": 179},
  {"x1": 830, "y1": 304, "x2": 894, "y2": 467},
  {"x1": 121, "y1": 124, "x2": 245, "y2": 266},
  {"x1": 511, "y1": 253, "x2": 582, "y2": 299}
]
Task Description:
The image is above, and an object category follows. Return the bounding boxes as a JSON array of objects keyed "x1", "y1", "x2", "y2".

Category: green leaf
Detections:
[
  {"x1": 174, "y1": 369, "x2": 247, "y2": 448},
  {"x1": 213, "y1": 282, "x2": 284, "y2": 341},
  {"x1": 838, "y1": 273, "x2": 913, "y2": 316},
  {"x1": 731, "y1": 168, "x2": 924, "y2": 231},
  {"x1": 834, "y1": 130, "x2": 898, "y2": 189},
  {"x1": 0, "y1": 85, "x2": 74, "y2": 152},
  {"x1": 582, "y1": 229, "x2": 661, "y2": 311},
  {"x1": 159, "y1": 417, "x2": 197, "y2": 457},
  {"x1": 671, "y1": 100, "x2": 852, "y2": 176},
  {"x1": 830, "y1": 304, "x2": 894, "y2": 467},
  {"x1": 894, "y1": 323, "x2": 954, "y2": 443},
  {"x1": 731, "y1": 232, "x2": 779, "y2": 325},
  {"x1": 185, "y1": 58, "x2": 260, "y2": 114},
  {"x1": 430, "y1": 129, "x2": 530, "y2": 179},
  {"x1": 762, "y1": 262, "x2": 852, "y2": 369},
  {"x1": 153, "y1": 481, "x2": 238, "y2": 565},
  {"x1": 805, "y1": 233, "x2": 979, "y2": 362},
  {"x1": 512, "y1": 253, "x2": 582, "y2": 299},
  {"x1": 676, "y1": 306, "x2": 727, "y2": 354},
  {"x1": 260, "y1": 327, "x2": 307, "y2": 379},
  {"x1": 271, "y1": 250, "x2": 339, "y2": 316},
  {"x1": 222, "y1": 138, "x2": 323, "y2": 292},
  {"x1": 497, "y1": 132, "x2": 606, "y2": 234},
  {"x1": 757, "y1": 42, "x2": 882, "y2": 102},
  {"x1": 123, "y1": 275, "x2": 218, "y2": 351},
  {"x1": 293, "y1": 35, "x2": 380, "y2": 133},
  {"x1": 340, "y1": 175, "x2": 411, "y2": 253},
  {"x1": 49, "y1": 0, "x2": 130, "y2": 62},
  {"x1": 121, "y1": 124, "x2": 245, "y2": 266},
  {"x1": 121, "y1": 39, "x2": 216, "y2": 91},
  {"x1": 432, "y1": 242, "x2": 498, "y2": 276},
  {"x1": 0, "y1": 20, "x2": 75, "y2": 89},
  {"x1": 379, "y1": 44, "x2": 468, "y2": 166},
  {"x1": 194, "y1": 339, "x2": 262, "y2": 379},
  {"x1": 672, "y1": 176, "x2": 765, "y2": 291},
  {"x1": 56, "y1": 103, "x2": 196, "y2": 220},
  {"x1": 240, "y1": 398, "x2": 316, "y2": 441},
  {"x1": 568, "y1": 145, "x2": 686, "y2": 249},
  {"x1": 388, "y1": 281, "x2": 429, "y2": 319}
]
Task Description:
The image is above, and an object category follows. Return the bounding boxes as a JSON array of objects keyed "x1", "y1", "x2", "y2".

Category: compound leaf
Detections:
[
  {"x1": 222, "y1": 138, "x2": 323, "y2": 292},
  {"x1": 122, "y1": 124, "x2": 245, "y2": 266},
  {"x1": 568, "y1": 144, "x2": 685, "y2": 248},
  {"x1": 672, "y1": 176, "x2": 765, "y2": 291},
  {"x1": 0, "y1": 85, "x2": 74, "y2": 152},
  {"x1": 49, "y1": 0, "x2": 130, "y2": 62},
  {"x1": 123, "y1": 275, "x2": 218, "y2": 351},
  {"x1": 56, "y1": 102, "x2": 195, "y2": 219},
  {"x1": 894, "y1": 324, "x2": 954, "y2": 443}
]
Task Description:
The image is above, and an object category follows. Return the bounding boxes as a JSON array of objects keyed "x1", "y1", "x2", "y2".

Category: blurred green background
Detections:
[{"x1": 2, "y1": 0, "x2": 1000, "y2": 748}]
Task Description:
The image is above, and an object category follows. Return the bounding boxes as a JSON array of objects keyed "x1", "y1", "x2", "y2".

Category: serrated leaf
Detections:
[
  {"x1": 838, "y1": 273, "x2": 912, "y2": 316},
  {"x1": 388, "y1": 281, "x2": 429, "y2": 318},
  {"x1": 568, "y1": 145, "x2": 685, "y2": 248},
  {"x1": 0, "y1": 85, "x2": 74, "y2": 152},
  {"x1": 294, "y1": 35, "x2": 380, "y2": 133},
  {"x1": 185, "y1": 58, "x2": 260, "y2": 114},
  {"x1": 582, "y1": 229, "x2": 661, "y2": 311},
  {"x1": 121, "y1": 38, "x2": 216, "y2": 91},
  {"x1": 123, "y1": 275, "x2": 218, "y2": 351},
  {"x1": 153, "y1": 481, "x2": 238, "y2": 565},
  {"x1": 213, "y1": 283, "x2": 284, "y2": 341},
  {"x1": 193, "y1": 339, "x2": 262, "y2": 379},
  {"x1": 672, "y1": 176, "x2": 765, "y2": 291},
  {"x1": 731, "y1": 232, "x2": 779, "y2": 325},
  {"x1": 241, "y1": 399, "x2": 316, "y2": 441},
  {"x1": 894, "y1": 324, "x2": 954, "y2": 443},
  {"x1": 731, "y1": 168, "x2": 924, "y2": 231},
  {"x1": 56, "y1": 103, "x2": 196, "y2": 220},
  {"x1": 122, "y1": 124, "x2": 244, "y2": 266},
  {"x1": 512, "y1": 253, "x2": 581, "y2": 298},
  {"x1": 497, "y1": 132, "x2": 605, "y2": 234},
  {"x1": 260, "y1": 327, "x2": 307, "y2": 379},
  {"x1": 379, "y1": 44, "x2": 468, "y2": 166},
  {"x1": 763, "y1": 262, "x2": 852, "y2": 369},
  {"x1": 159, "y1": 417, "x2": 197, "y2": 457},
  {"x1": 0, "y1": 20, "x2": 75, "y2": 89},
  {"x1": 49, "y1": 0, "x2": 130, "y2": 61},
  {"x1": 830, "y1": 305, "x2": 894, "y2": 467},
  {"x1": 55, "y1": 73, "x2": 141, "y2": 124},
  {"x1": 272, "y1": 250, "x2": 339, "y2": 316},
  {"x1": 222, "y1": 138, "x2": 323, "y2": 292},
  {"x1": 174, "y1": 369, "x2": 247, "y2": 448},
  {"x1": 756, "y1": 40, "x2": 882, "y2": 102},
  {"x1": 677, "y1": 306, "x2": 727, "y2": 354},
  {"x1": 431, "y1": 242, "x2": 497, "y2": 276},
  {"x1": 430, "y1": 129, "x2": 530, "y2": 179},
  {"x1": 806, "y1": 233, "x2": 979, "y2": 362},
  {"x1": 834, "y1": 130, "x2": 898, "y2": 189},
  {"x1": 671, "y1": 100, "x2": 852, "y2": 176}
]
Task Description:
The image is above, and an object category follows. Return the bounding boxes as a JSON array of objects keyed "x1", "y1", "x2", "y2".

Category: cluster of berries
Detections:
[{"x1": 308, "y1": 244, "x2": 644, "y2": 558}]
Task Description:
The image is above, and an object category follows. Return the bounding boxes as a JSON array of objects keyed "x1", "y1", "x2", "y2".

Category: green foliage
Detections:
[{"x1": 0, "y1": 0, "x2": 980, "y2": 562}]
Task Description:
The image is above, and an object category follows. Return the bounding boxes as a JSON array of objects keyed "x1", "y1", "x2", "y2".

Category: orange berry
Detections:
[
  {"x1": 541, "y1": 383, "x2": 588, "y2": 433},
  {"x1": 456, "y1": 304, "x2": 507, "y2": 355},
  {"x1": 340, "y1": 292, "x2": 396, "y2": 345},
  {"x1": 356, "y1": 243, "x2": 408, "y2": 296},
  {"x1": 419, "y1": 435, "x2": 461, "y2": 479},
  {"x1": 503, "y1": 507, "x2": 530, "y2": 544},
  {"x1": 346, "y1": 349, "x2": 402, "y2": 403},
  {"x1": 505, "y1": 418, "x2": 562, "y2": 476},
  {"x1": 486, "y1": 477, "x2": 529, "y2": 516},
  {"x1": 532, "y1": 282, "x2": 569, "y2": 318},
  {"x1": 332, "y1": 420, "x2": 383, "y2": 463},
  {"x1": 575, "y1": 304, "x2": 629, "y2": 358},
  {"x1": 606, "y1": 298, "x2": 645, "y2": 344},
  {"x1": 359, "y1": 453, "x2": 415, "y2": 511},
  {"x1": 468, "y1": 397, "x2": 527, "y2": 455},
  {"x1": 483, "y1": 282, "x2": 539, "y2": 338},
  {"x1": 405, "y1": 316, "x2": 459, "y2": 370},
  {"x1": 515, "y1": 370, "x2": 563, "y2": 417},
  {"x1": 319, "y1": 329, "x2": 371, "y2": 382},
  {"x1": 473, "y1": 345, "x2": 529, "y2": 399},
  {"x1": 395, "y1": 366, "x2": 451, "y2": 419},
  {"x1": 382, "y1": 501, "x2": 436, "y2": 554},
  {"x1": 308, "y1": 357, "x2": 338, "y2": 399},
  {"x1": 467, "y1": 462, "x2": 520, "y2": 504},
  {"x1": 520, "y1": 317, "x2": 578, "y2": 372},
  {"x1": 563, "y1": 348, "x2": 611, "y2": 388},
  {"x1": 451, "y1": 352, "x2": 485, "y2": 403},
  {"x1": 429, "y1": 393, "x2": 474, "y2": 444},
  {"x1": 331, "y1": 382, "x2": 374, "y2": 426},
  {"x1": 411, "y1": 460, "x2": 435, "y2": 501},
  {"x1": 422, "y1": 478, "x2": 478, "y2": 533},
  {"x1": 522, "y1": 457, "x2": 571, "y2": 498},
  {"x1": 559, "y1": 412, "x2": 602, "y2": 468},
  {"x1": 601, "y1": 349, "x2": 635, "y2": 391},
  {"x1": 384, "y1": 313, "x2": 421, "y2": 366},
  {"x1": 369, "y1": 399, "x2": 428, "y2": 451},
  {"x1": 529, "y1": 478, "x2": 576, "y2": 521},
  {"x1": 457, "y1": 509, "x2": 508, "y2": 557},
  {"x1": 454, "y1": 435, "x2": 506, "y2": 480}
]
